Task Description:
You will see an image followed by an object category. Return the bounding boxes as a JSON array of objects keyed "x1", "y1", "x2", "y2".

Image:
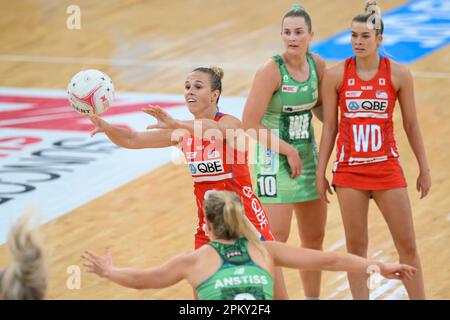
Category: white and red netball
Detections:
[{"x1": 67, "y1": 69, "x2": 115, "y2": 116}]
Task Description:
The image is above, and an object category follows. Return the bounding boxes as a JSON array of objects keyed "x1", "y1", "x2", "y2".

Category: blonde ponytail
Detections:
[
  {"x1": 0, "y1": 212, "x2": 47, "y2": 300},
  {"x1": 205, "y1": 191, "x2": 268, "y2": 257}
]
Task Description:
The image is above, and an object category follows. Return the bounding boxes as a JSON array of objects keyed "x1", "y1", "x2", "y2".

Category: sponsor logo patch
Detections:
[
  {"x1": 345, "y1": 91, "x2": 363, "y2": 98},
  {"x1": 376, "y1": 91, "x2": 388, "y2": 99},
  {"x1": 281, "y1": 85, "x2": 298, "y2": 93},
  {"x1": 346, "y1": 99, "x2": 388, "y2": 112},
  {"x1": 188, "y1": 159, "x2": 224, "y2": 175},
  {"x1": 282, "y1": 102, "x2": 316, "y2": 113}
]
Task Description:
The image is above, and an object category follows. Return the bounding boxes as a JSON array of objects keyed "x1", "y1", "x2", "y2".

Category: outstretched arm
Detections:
[
  {"x1": 265, "y1": 241, "x2": 416, "y2": 280},
  {"x1": 89, "y1": 115, "x2": 181, "y2": 149},
  {"x1": 82, "y1": 248, "x2": 193, "y2": 289}
]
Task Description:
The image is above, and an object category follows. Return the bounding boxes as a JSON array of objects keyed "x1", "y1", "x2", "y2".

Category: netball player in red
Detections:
[
  {"x1": 89, "y1": 67, "x2": 273, "y2": 250},
  {"x1": 316, "y1": 1, "x2": 431, "y2": 299}
]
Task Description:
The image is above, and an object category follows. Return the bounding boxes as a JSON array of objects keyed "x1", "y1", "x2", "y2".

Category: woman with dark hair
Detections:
[{"x1": 242, "y1": 4, "x2": 327, "y2": 299}]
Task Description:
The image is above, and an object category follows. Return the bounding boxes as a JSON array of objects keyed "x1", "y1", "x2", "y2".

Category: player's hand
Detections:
[
  {"x1": 82, "y1": 247, "x2": 113, "y2": 278},
  {"x1": 286, "y1": 145, "x2": 302, "y2": 179},
  {"x1": 416, "y1": 170, "x2": 431, "y2": 199},
  {"x1": 316, "y1": 174, "x2": 333, "y2": 204},
  {"x1": 378, "y1": 262, "x2": 417, "y2": 281},
  {"x1": 88, "y1": 115, "x2": 106, "y2": 137},
  {"x1": 142, "y1": 105, "x2": 179, "y2": 130}
]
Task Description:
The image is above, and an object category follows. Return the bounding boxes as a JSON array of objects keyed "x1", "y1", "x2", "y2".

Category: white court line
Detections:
[
  {"x1": 325, "y1": 250, "x2": 408, "y2": 300},
  {"x1": 326, "y1": 239, "x2": 346, "y2": 251},
  {"x1": 385, "y1": 286, "x2": 408, "y2": 300},
  {"x1": 1, "y1": 54, "x2": 450, "y2": 79}
]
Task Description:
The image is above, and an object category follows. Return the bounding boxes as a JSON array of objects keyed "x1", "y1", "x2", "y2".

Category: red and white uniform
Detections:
[
  {"x1": 180, "y1": 112, "x2": 274, "y2": 249},
  {"x1": 332, "y1": 56, "x2": 407, "y2": 190}
]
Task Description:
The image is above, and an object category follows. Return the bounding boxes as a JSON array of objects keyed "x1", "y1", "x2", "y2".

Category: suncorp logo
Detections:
[{"x1": 346, "y1": 99, "x2": 388, "y2": 113}]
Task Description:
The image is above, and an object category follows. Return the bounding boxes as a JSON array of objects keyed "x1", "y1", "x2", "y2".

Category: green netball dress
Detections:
[
  {"x1": 255, "y1": 53, "x2": 320, "y2": 203},
  {"x1": 196, "y1": 238, "x2": 273, "y2": 300}
]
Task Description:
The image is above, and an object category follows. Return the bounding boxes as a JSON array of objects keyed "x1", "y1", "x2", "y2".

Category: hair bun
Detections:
[
  {"x1": 210, "y1": 66, "x2": 224, "y2": 80},
  {"x1": 291, "y1": 3, "x2": 304, "y2": 11},
  {"x1": 365, "y1": 0, "x2": 379, "y2": 14}
]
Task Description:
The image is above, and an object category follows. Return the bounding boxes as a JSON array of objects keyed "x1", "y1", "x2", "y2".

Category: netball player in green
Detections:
[
  {"x1": 82, "y1": 191, "x2": 416, "y2": 300},
  {"x1": 242, "y1": 4, "x2": 326, "y2": 299}
]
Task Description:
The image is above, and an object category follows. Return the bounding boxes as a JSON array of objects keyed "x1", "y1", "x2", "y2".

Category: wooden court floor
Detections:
[{"x1": 0, "y1": 0, "x2": 448, "y2": 299}]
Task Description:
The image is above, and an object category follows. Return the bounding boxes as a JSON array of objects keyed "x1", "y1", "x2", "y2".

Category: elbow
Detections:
[
  {"x1": 124, "y1": 133, "x2": 142, "y2": 149},
  {"x1": 131, "y1": 283, "x2": 145, "y2": 290},
  {"x1": 242, "y1": 118, "x2": 253, "y2": 131},
  {"x1": 324, "y1": 123, "x2": 338, "y2": 137},
  {"x1": 242, "y1": 113, "x2": 259, "y2": 131},
  {"x1": 242, "y1": 121, "x2": 259, "y2": 139},
  {"x1": 403, "y1": 121, "x2": 418, "y2": 135}
]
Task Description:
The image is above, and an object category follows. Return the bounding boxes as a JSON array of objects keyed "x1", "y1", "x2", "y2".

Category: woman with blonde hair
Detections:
[
  {"x1": 316, "y1": 0, "x2": 430, "y2": 299},
  {"x1": 89, "y1": 66, "x2": 274, "y2": 250},
  {"x1": 82, "y1": 190, "x2": 416, "y2": 300},
  {"x1": 0, "y1": 213, "x2": 47, "y2": 300}
]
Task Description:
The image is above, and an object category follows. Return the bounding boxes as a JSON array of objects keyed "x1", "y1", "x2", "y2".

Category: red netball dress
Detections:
[
  {"x1": 179, "y1": 112, "x2": 274, "y2": 249},
  {"x1": 332, "y1": 56, "x2": 407, "y2": 190}
]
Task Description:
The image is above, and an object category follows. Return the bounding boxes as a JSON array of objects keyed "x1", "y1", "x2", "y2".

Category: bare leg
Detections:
[
  {"x1": 293, "y1": 199, "x2": 327, "y2": 299},
  {"x1": 263, "y1": 203, "x2": 292, "y2": 300},
  {"x1": 372, "y1": 188, "x2": 426, "y2": 299},
  {"x1": 335, "y1": 187, "x2": 371, "y2": 300}
]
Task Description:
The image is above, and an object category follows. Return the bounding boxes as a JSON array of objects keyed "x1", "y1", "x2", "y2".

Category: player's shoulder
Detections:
[
  {"x1": 192, "y1": 243, "x2": 219, "y2": 261},
  {"x1": 388, "y1": 58, "x2": 412, "y2": 78},
  {"x1": 309, "y1": 52, "x2": 326, "y2": 69},
  {"x1": 324, "y1": 61, "x2": 346, "y2": 83},
  {"x1": 217, "y1": 113, "x2": 243, "y2": 128},
  {"x1": 256, "y1": 57, "x2": 281, "y2": 79}
]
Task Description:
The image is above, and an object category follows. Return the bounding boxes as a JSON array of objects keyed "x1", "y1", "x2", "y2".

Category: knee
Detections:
[
  {"x1": 396, "y1": 242, "x2": 419, "y2": 259},
  {"x1": 301, "y1": 232, "x2": 325, "y2": 250},
  {"x1": 346, "y1": 240, "x2": 368, "y2": 257}
]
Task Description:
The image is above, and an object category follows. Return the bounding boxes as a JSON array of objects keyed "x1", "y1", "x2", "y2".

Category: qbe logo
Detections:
[
  {"x1": 346, "y1": 99, "x2": 388, "y2": 113},
  {"x1": 188, "y1": 159, "x2": 224, "y2": 175}
]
